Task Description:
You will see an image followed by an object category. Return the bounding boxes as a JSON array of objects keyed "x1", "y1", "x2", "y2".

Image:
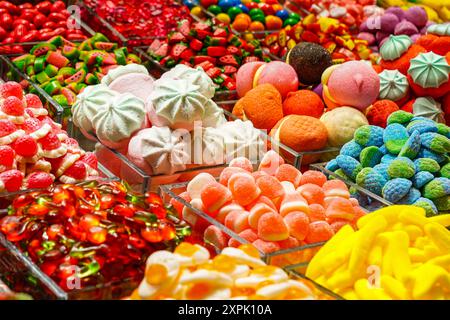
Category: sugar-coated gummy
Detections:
[
  {"x1": 436, "y1": 123, "x2": 450, "y2": 138},
  {"x1": 340, "y1": 140, "x2": 363, "y2": 159},
  {"x1": 356, "y1": 167, "x2": 387, "y2": 196},
  {"x1": 387, "y1": 110, "x2": 414, "y2": 125},
  {"x1": 332, "y1": 168, "x2": 350, "y2": 180},
  {"x1": 387, "y1": 157, "x2": 416, "y2": 179},
  {"x1": 440, "y1": 163, "x2": 450, "y2": 178},
  {"x1": 397, "y1": 187, "x2": 421, "y2": 205},
  {"x1": 335, "y1": 155, "x2": 362, "y2": 180},
  {"x1": 406, "y1": 120, "x2": 438, "y2": 135},
  {"x1": 382, "y1": 178, "x2": 412, "y2": 203},
  {"x1": 413, "y1": 158, "x2": 441, "y2": 173},
  {"x1": 325, "y1": 159, "x2": 339, "y2": 172},
  {"x1": 360, "y1": 146, "x2": 383, "y2": 168},
  {"x1": 413, "y1": 197, "x2": 438, "y2": 217},
  {"x1": 433, "y1": 195, "x2": 450, "y2": 211},
  {"x1": 420, "y1": 132, "x2": 450, "y2": 154},
  {"x1": 381, "y1": 153, "x2": 397, "y2": 164},
  {"x1": 354, "y1": 125, "x2": 384, "y2": 147},
  {"x1": 398, "y1": 130, "x2": 421, "y2": 159},
  {"x1": 379, "y1": 145, "x2": 388, "y2": 154},
  {"x1": 422, "y1": 177, "x2": 450, "y2": 199},
  {"x1": 412, "y1": 171, "x2": 435, "y2": 189},
  {"x1": 383, "y1": 123, "x2": 410, "y2": 154},
  {"x1": 417, "y1": 148, "x2": 447, "y2": 164},
  {"x1": 373, "y1": 163, "x2": 390, "y2": 181}
]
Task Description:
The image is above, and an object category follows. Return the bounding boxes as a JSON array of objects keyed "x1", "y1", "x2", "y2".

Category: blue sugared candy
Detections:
[
  {"x1": 397, "y1": 188, "x2": 421, "y2": 205},
  {"x1": 340, "y1": 140, "x2": 362, "y2": 159},
  {"x1": 420, "y1": 132, "x2": 450, "y2": 154},
  {"x1": 413, "y1": 197, "x2": 438, "y2": 216},
  {"x1": 335, "y1": 155, "x2": 362, "y2": 180},
  {"x1": 382, "y1": 178, "x2": 412, "y2": 203},
  {"x1": 398, "y1": 130, "x2": 421, "y2": 159},
  {"x1": 325, "y1": 159, "x2": 339, "y2": 172},
  {"x1": 406, "y1": 120, "x2": 438, "y2": 135},
  {"x1": 383, "y1": 123, "x2": 409, "y2": 154},
  {"x1": 354, "y1": 125, "x2": 384, "y2": 147},
  {"x1": 412, "y1": 171, "x2": 435, "y2": 189}
]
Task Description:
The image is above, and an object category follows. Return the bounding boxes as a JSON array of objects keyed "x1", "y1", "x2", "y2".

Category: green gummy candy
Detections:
[
  {"x1": 44, "y1": 81, "x2": 62, "y2": 95},
  {"x1": 44, "y1": 64, "x2": 58, "y2": 77},
  {"x1": 333, "y1": 169, "x2": 350, "y2": 180},
  {"x1": 360, "y1": 146, "x2": 383, "y2": 168},
  {"x1": 436, "y1": 123, "x2": 450, "y2": 137},
  {"x1": 440, "y1": 163, "x2": 450, "y2": 178},
  {"x1": 423, "y1": 179, "x2": 448, "y2": 199},
  {"x1": 35, "y1": 71, "x2": 50, "y2": 84},
  {"x1": 52, "y1": 94, "x2": 69, "y2": 106},
  {"x1": 387, "y1": 110, "x2": 414, "y2": 125},
  {"x1": 388, "y1": 159, "x2": 415, "y2": 179},
  {"x1": 433, "y1": 196, "x2": 450, "y2": 211},
  {"x1": 385, "y1": 139, "x2": 408, "y2": 155},
  {"x1": 416, "y1": 158, "x2": 440, "y2": 173},
  {"x1": 33, "y1": 56, "x2": 46, "y2": 73}
]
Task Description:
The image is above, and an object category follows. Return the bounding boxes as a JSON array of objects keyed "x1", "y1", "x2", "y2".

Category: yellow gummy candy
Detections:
[
  {"x1": 424, "y1": 244, "x2": 441, "y2": 259},
  {"x1": 357, "y1": 206, "x2": 398, "y2": 229},
  {"x1": 414, "y1": 236, "x2": 431, "y2": 249},
  {"x1": 379, "y1": 231, "x2": 411, "y2": 280},
  {"x1": 354, "y1": 279, "x2": 392, "y2": 300},
  {"x1": 404, "y1": 225, "x2": 423, "y2": 241},
  {"x1": 368, "y1": 244, "x2": 383, "y2": 267},
  {"x1": 408, "y1": 247, "x2": 427, "y2": 263},
  {"x1": 399, "y1": 210, "x2": 429, "y2": 229},
  {"x1": 327, "y1": 269, "x2": 354, "y2": 291},
  {"x1": 380, "y1": 275, "x2": 409, "y2": 300},
  {"x1": 409, "y1": 264, "x2": 450, "y2": 300},
  {"x1": 429, "y1": 214, "x2": 450, "y2": 228},
  {"x1": 428, "y1": 254, "x2": 450, "y2": 271},
  {"x1": 424, "y1": 223, "x2": 450, "y2": 253}
]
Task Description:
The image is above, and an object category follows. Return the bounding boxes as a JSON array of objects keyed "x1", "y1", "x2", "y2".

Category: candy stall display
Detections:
[
  {"x1": 0, "y1": 0, "x2": 90, "y2": 55},
  {"x1": 0, "y1": 181, "x2": 191, "y2": 299}
]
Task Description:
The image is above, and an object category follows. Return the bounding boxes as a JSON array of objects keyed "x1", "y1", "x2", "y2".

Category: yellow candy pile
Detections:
[
  {"x1": 130, "y1": 243, "x2": 319, "y2": 300},
  {"x1": 306, "y1": 206, "x2": 450, "y2": 300}
]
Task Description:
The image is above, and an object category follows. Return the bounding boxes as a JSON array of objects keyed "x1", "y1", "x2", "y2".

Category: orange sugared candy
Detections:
[
  {"x1": 299, "y1": 170, "x2": 327, "y2": 187},
  {"x1": 228, "y1": 229, "x2": 258, "y2": 247},
  {"x1": 325, "y1": 198, "x2": 355, "y2": 221},
  {"x1": 228, "y1": 173, "x2": 261, "y2": 206},
  {"x1": 258, "y1": 150, "x2": 285, "y2": 176},
  {"x1": 308, "y1": 204, "x2": 326, "y2": 222},
  {"x1": 275, "y1": 164, "x2": 302, "y2": 188},
  {"x1": 252, "y1": 239, "x2": 280, "y2": 254},
  {"x1": 304, "y1": 221, "x2": 334, "y2": 244},
  {"x1": 322, "y1": 179, "x2": 350, "y2": 200},
  {"x1": 282, "y1": 90, "x2": 324, "y2": 118},
  {"x1": 249, "y1": 202, "x2": 276, "y2": 229},
  {"x1": 256, "y1": 175, "x2": 285, "y2": 200},
  {"x1": 229, "y1": 157, "x2": 253, "y2": 172},
  {"x1": 297, "y1": 183, "x2": 325, "y2": 205},
  {"x1": 257, "y1": 212, "x2": 289, "y2": 241},
  {"x1": 283, "y1": 211, "x2": 310, "y2": 241},
  {"x1": 170, "y1": 191, "x2": 191, "y2": 218},
  {"x1": 219, "y1": 167, "x2": 249, "y2": 186},
  {"x1": 204, "y1": 225, "x2": 229, "y2": 250},
  {"x1": 201, "y1": 181, "x2": 232, "y2": 213}
]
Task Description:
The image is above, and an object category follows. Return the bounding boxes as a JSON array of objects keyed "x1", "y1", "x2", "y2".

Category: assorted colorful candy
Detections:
[
  {"x1": 129, "y1": 242, "x2": 323, "y2": 300},
  {"x1": 148, "y1": 19, "x2": 270, "y2": 91},
  {"x1": 306, "y1": 205, "x2": 450, "y2": 300},
  {"x1": 262, "y1": 14, "x2": 375, "y2": 61},
  {"x1": 378, "y1": 0, "x2": 450, "y2": 23},
  {"x1": 84, "y1": 0, "x2": 192, "y2": 45},
  {"x1": 326, "y1": 111, "x2": 450, "y2": 215},
  {"x1": 0, "y1": 0, "x2": 88, "y2": 54},
  {"x1": 10, "y1": 33, "x2": 140, "y2": 110},
  {"x1": 171, "y1": 152, "x2": 366, "y2": 258},
  {"x1": 0, "y1": 181, "x2": 190, "y2": 291},
  {"x1": 0, "y1": 81, "x2": 98, "y2": 192}
]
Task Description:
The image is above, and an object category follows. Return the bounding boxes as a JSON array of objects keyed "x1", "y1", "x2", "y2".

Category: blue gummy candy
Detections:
[
  {"x1": 397, "y1": 188, "x2": 421, "y2": 205},
  {"x1": 412, "y1": 171, "x2": 435, "y2": 189},
  {"x1": 381, "y1": 154, "x2": 397, "y2": 164},
  {"x1": 382, "y1": 178, "x2": 412, "y2": 203},
  {"x1": 340, "y1": 140, "x2": 363, "y2": 159},
  {"x1": 398, "y1": 130, "x2": 421, "y2": 159},
  {"x1": 335, "y1": 155, "x2": 362, "y2": 180},
  {"x1": 373, "y1": 163, "x2": 390, "y2": 181},
  {"x1": 325, "y1": 159, "x2": 339, "y2": 172}
]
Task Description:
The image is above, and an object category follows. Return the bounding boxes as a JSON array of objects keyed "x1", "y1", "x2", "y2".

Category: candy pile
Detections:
[
  {"x1": 84, "y1": 0, "x2": 192, "y2": 45},
  {"x1": 0, "y1": 181, "x2": 190, "y2": 291},
  {"x1": 326, "y1": 111, "x2": 450, "y2": 215},
  {"x1": 0, "y1": 0, "x2": 88, "y2": 54},
  {"x1": 378, "y1": 0, "x2": 449, "y2": 23},
  {"x1": 147, "y1": 19, "x2": 270, "y2": 92},
  {"x1": 10, "y1": 33, "x2": 140, "y2": 109},
  {"x1": 262, "y1": 14, "x2": 374, "y2": 61},
  {"x1": 357, "y1": 6, "x2": 433, "y2": 51},
  {"x1": 130, "y1": 242, "x2": 319, "y2": 300},
  {"x1": 172, "y1": 151, "x2": 366, "y2": 255},
  {"x1": 0, "y1": 81, "x2": 98, "y2": 192},
  {"x1": 306, "y1": 205, "x2": 450, "y2": 300}
]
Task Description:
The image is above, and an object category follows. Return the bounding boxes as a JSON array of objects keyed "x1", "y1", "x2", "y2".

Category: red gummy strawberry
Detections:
[
  {"x1": 64, "y1": 161, "x2": 86, "y2": 180},
  {"x1": 21, "y1": 118, "x2": 42, "y2": 134},
  {"x1": 0, "y1": 82, "x2": 23, "y2": 100},
  {"x1": 25, "y1": 93, "x2": 43, "y2": 109},
  {"x1": 40, "y1": 116, "x2": 62, "y2": 132},
  {"x1": 0, "y1": 145, "x2": 15, "y2": 167},
  {"x1": 26, "y1": 172, "x2": 54, "y2": 189},
  {"x1": 0, "y1": 119, "x2": 16, "y2": 138},
  {"x1": 13, "y1": 135, "x2": 38, "y2": 157},
  {"x1": 80, "y1": 152, "x2": 98, "y2": 170},
  {"x1": 39, "y1": 132, "x2": 61, "y2": 151},
  {"x1": 1, "y1": 96, "x2": 25, "y2": 116},
  {"x1": 0, "y1": 170, "x2": 24, "y2": 192}
]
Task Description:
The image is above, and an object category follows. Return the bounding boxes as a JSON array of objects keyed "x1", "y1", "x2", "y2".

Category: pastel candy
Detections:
[
  {"x1": 406, "y1": 120, "x2": 438, "y2": 135},
  {"x1": 417, "y1": 148, "x2": 447, "y2": 164},
  {"x1": 398, "y1": 131, "x2": 421, "y2": 159},
  {"x1": 383, "y1": 123, "x2": 409, "y2": 154},
  {"x1": 387, "y1": 110, "x2": 414, "y2": 125},
  {"x1": 436, "y1": 123, "x2": 450, "y2": 138},
  {"x1": 412, "y1": 171, "x2": 435, "y2": 189},
  {"x1": 187, "y1": 173, "x2": 216, "y2": 199},
  {"x1": 340, "y1": 140, "x2": 363, "y2": 159},
  {"x1": 382, "y1": 178, "x2": 412, "y2": 203},
  {"x1": 322, "y1": 180, "x2": 350, "y2": 200},
  {"x1": 381, "y1": 153, "x2": 397, "y2": 164},
  {"x1": 433, "y1": 196, "x2": 450, "y2": 211},
  {"x1": 356, "y1": 167, "x2": 387, "y2": 196},
  {"x1": 373, "y1": 163, "x2": 390, "y2": 181},
  {"x1": 423, "y1": 178, "x2": 450, "y2": 199},
  {"x1": 325, "y1": 159, "x2": 339, "y2": 172},
  {"x1": 397, "y1": 188, "x2": 421, "y2": 205},
  {"x1": 387, "y1": 157, "x2": 416, "y2": 179},
  {"x1": 413, "y1": 158, "x2": 440, "y2": 173},
  {"x1": 354, "y1": 125, "x2": 384, "y2": 147},
  {"x1": 201, "y1": 181, "x2": 232, "y2": 213},
  {"x1": 420, "y1": 132, "x2": 450, "y2": 154},
  {"x1": 440, "y1": 163, "x2": 450, "y2": 178},
  {"x1": 360, "y1": 146, "x2": 383, "y2": 168},
  {"x1": 413, "y1": 197, "x2": 438, "y2": 216},
  {"x1": 249, "y1": 203, "x2": 276, "y2": 230},
  {"x1": 228, "y1": 173, "x2": 261, "y2": 206},
  {"x1": 335, "y1": 155, "x2": 363, "y2": 180}
]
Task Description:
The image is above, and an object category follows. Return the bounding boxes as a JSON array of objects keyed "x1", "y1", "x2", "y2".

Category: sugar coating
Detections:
[
  {"x1": 387, "y1": 157, "x2": 416, "y2": 179},
  {"x1": 413, "y1": 158, "x2": 441, "y2": 173},
  {"x1": 412, "y1": 171, "x2": 435, "y2": 189},
  {"x1": 356, "y1": 167, "x2": 387, "y2": 196},
  {"x1": 354, "y1": 125, "x2": 384, "y2": 147},
  {"x1": 340, "y1": 140, "x2": 363, "y2": 159},
  {"x1": 387, "y1": 110, "x2": 414, "y2": 125},
  {"x1": 440, "y1": 163, "x2": 450, "y2": 178},
  {"x1": 422, "y1": 177, "x2": 450, "y2": 199},
  {"x1": 336, "y1": 155, "x2": 363, "y2": 180},
  {"x1": 360, "y1": 146, "x2": 383, "y2": 168},
  {"x1": 406, "y1": 120, "x2": 438, "y2": 135},
  {"x1": 383, "y1": 123, "x2": 409, "y2": 154},
  {"x1": 398, "y1": 130, "x2": 421, "y2": 159},
  {"x1": 382, "y1": 178, "x2": 412, "y2": 203},
  {"x1": 397, "y1": 188, "x2": 421, "y2": 205},
  {"x1": 433, "y1": 196, "x2": 449, "y2": 211},
  {"x1": 420, "y1": 132, "x2": 450, "y2": 154},
  {"x1": 413, "y1": 197, "x2": 438, "y2": 216}
]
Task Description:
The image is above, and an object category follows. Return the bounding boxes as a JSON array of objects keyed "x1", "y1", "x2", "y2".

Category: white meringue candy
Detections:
[
  {"x1": 161, "y1": 64, "x2": 215, "y2": 99},
  {"x1": 128, "y1": 126, "x2": 190, "y2": 175},
  {"x1": 92, "y1": 92, "x2": 146, "y2": 149},
  {"x1": 72, "y1": 84, "x2": 118, "y2": 135},
  {"x1": 412, "y1": 97, "x2": 446, "y2": 123},
  {"x1": 101, "y1": 63, "x2": 149, "y2": 86}
]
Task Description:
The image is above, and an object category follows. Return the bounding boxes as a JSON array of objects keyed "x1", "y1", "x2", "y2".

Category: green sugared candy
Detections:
[
  {"x1": 414, "y1": 158, "x2": 440, "y2": 173},
  {"x1": 387, "y1": 110, "x2": 414, "y2": 125},
  {"x1": 433, "y1": 195, "x2": 450, "y2": 211},
  {"x1": 387, "y1": 157, "x2": 415, "y2": 179},
  {"x1": 440, "y1": 163, "x2": 450, "y2": 178},
  {"x1": 436, "y1": 123, "x2": 450, "y2": 138},
  {"x1": 423, "y1": 178, "x2": 450, "y2": 199},
  {"x1": 360, "y1": 146, "x2": 383, "y2": 168},
  {"x1": 333, "y1": 169, "x2": 350, "y2": 180}
]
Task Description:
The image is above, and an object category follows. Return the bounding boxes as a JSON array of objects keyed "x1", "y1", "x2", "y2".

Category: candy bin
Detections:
[
  {"x1": 5, "y1": 33, "x2": 141, "y2": 129},
  {"x1": 0, "y1": 0, "x2": 91, "y2": 55},
  {"x1": 0, "y1": 180, "x2": 191, "y2": 299},
  {"x1": 160, "y1": 150, "x2": 376, "y2": 270},
  {"x1": 81, "y1": 0, "x2": 192, "y2": 47},
  {"x1": 145, "y1": 18, "x2": 271, "y2": 101},
  {"x1": 127, "y1": 242, "x2": 338, "y2": 300}
]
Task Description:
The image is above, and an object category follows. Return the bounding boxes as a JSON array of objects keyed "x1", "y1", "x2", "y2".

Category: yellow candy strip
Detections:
[
  {"x1": 404, "y1": 225, "x2": 423, "y2": 241},
  {"x1": 349, "y1": 216, "x2": 387, "y2": 278},
  {"x1": 408, "y1": 248, "x2": 427, "y2": 263},
  {"x1": 390, "y1": 231, "x2": 412, "y2": 282},
  {"x1": 306, "y1": 225, "x2": 355, "y2": 279},
  {"x1": 368, "y1": 244, "x2": 383, "y2": 267},
  {"x1": 380, "y1": 275, "x2": 409, "y2": 300},
  {"x1": 424, "y1": 244, "x2": 441, "y2": 259},
  {"x1": 424, "y1": 223, "x2": 450, "y2": 253},
  {"x1": 411, "y1": 264, "x2": 450, "y2": 300},
  {"x1": 429, "y1": 214, "x2": 450, "y2": 227},
  {"x1": 399, "y1": 211, "x2": 429, "y2": 229},
  {"x1": 354, "y1": 279, "x2": 392, "y2": 300},
  {"x1": 357, "y1": 206, "x2": 399, "y2": 229},
  {"x1": 318, "y1": 232, "x2": 358, "y2": 276},
  {"x1": 326, "y1": 269, "x2": 354, "y2": 291},
  {"x1": 428, "y1": 254, "x2": 450, "y2": 271}
]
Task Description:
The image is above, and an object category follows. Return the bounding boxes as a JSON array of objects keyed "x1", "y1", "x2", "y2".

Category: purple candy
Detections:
[
  {"x1": 357, "y1": 32, "x2": 376, "y2": 46},
  {"x1": 376, "y1": 31, "x2": 390, "y2": 44},
  {"x1": 313, "y1": 83, "x2": 323, "y2": 97},
  {"x1": 380, "y1": 13, "x2": 399, "y2": 33},
  {"x1": 366, "y1": 16, "x2": 382, "y2": 32},
  {"x1": 404, "y1": 6, "x2": 428, "y2": 29},
  {"x1": 410, "y1": 33, "x2": 421, "y2": 43},
  {"x1": 385, "y1": 6, "x2": 405, "y2": 21},
  {"x1": 369, "y1": 45, "x2": 379, "y2": 53},
  {"x1": 395, "y1": 20, "x2": 419, "y2": 36},
  {"x1": 359, "y1": 21, "x2": 370, "y2": 33}
]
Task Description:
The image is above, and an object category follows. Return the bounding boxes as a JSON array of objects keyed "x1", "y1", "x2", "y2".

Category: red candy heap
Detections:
[
  {"x1": 0, "y1": 81, "x2": 98, "y2": 193},
  {"x1": 0, "y1": 0, "x2": 88, "y2": 54},
  {"x1": 0, "y1": 181, "x2": 190, "y2": 291}
]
